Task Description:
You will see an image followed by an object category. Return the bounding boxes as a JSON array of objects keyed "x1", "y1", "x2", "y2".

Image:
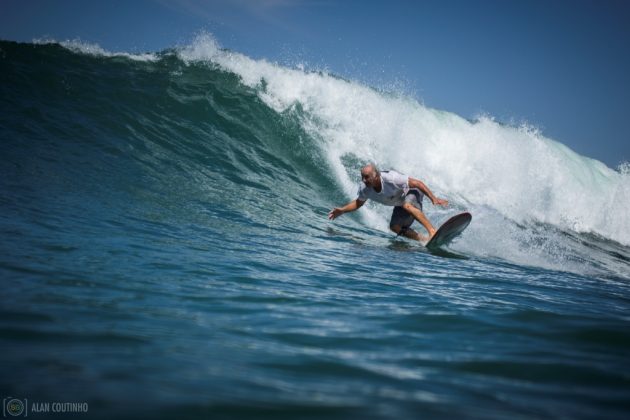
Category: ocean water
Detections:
[{"x1": 1, "y1": 35, "x2": 629, "y2": 419}]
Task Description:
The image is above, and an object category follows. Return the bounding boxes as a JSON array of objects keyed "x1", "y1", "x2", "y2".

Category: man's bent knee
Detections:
[{"x1": 402, "y1": 202, "x2": 416, "y2": 212}]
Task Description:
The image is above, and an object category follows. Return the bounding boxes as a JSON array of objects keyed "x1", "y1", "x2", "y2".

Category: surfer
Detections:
[{"x1": 328, "y1": 163, "x2": 448, "y2": 242}]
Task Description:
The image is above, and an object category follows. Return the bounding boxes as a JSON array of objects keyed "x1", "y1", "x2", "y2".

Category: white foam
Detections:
[
  {"x1": 180, "y1": 32, "x2": 630, "y2": 275},
  {"x1": 33, "y1": 38, "x2": 158, "y2": 62}
]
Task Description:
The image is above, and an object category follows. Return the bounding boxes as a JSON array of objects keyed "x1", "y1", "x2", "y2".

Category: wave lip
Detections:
[{"x1": 33, "y1": 37, "x2": 158, "y2": 62}]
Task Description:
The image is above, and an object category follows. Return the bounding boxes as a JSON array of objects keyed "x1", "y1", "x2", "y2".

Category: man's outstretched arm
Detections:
[
  {"x1": 408, "y1": 178, "x2": 448, "y2": 206},
  {"x1": 328, "y1": 199, "x2": 366, "y2": 220}
]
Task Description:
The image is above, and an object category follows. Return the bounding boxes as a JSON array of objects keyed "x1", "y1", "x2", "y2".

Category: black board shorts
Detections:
[{"x1": 390, "y1": 189, "x2": 423, "y2": 229}]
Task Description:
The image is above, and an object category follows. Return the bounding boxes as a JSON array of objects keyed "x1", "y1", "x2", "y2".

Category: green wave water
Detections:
[{"x1": 0, "y1": 38, "x2": 629, "y2": 419}]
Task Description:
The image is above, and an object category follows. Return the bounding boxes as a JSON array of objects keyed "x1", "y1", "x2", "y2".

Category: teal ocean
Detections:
[{"x1": 1, "y1": 36, "x2": 629, "y2": 419}]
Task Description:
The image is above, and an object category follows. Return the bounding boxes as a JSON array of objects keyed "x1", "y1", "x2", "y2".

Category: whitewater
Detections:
[
  {"x1": 177, "y1": 34, "x2": 630, "y2": 275},
  {"x1": 1, "y1": 34, "x2": 629, "y2": 419}
]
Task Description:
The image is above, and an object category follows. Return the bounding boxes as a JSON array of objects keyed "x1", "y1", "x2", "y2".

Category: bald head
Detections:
[
  {"x1": 361, "y1": 163, "x2": 379, "y2": 178},
  {"x1": 360, "y1": 163, "x2": 380, "y2": 189}
]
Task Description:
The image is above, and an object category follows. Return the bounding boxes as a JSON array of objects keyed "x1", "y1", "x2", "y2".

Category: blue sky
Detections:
[{"x1": 1, "y1": 0, "x2": 628, "y2": 168}]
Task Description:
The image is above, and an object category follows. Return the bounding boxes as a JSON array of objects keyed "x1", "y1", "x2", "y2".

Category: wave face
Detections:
[
  {"x1": 2, "y1": 35, "x2": 628, "y2": 277},
  {"x1": 1, "y1": 37, "x2": 630, "y2": 418},
  {"x1": 177, "y1": 34, "x2": 630, "y2": 278}
]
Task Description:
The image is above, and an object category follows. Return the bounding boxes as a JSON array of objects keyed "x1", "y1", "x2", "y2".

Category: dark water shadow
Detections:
[
  {"x1": 385, "y1": 236, "x2": 469, "y2": 259},
  {"x1": 426, "y1": 246, "x2": 470, "y2": 260}
]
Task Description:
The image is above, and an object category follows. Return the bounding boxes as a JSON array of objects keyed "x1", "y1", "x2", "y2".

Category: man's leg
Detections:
[
  {"x1": 390, "y1": 205, "x2": 429, "y2": 242},
  {"x1": 390, "y1": 224, "x2": 428, "y2": 242},
  {"x1": 401, "y1": 190, "x2": 437, "y2": 239},
  {"x1": 402, "y1": 202, "x2": 437, "y2": 238}
]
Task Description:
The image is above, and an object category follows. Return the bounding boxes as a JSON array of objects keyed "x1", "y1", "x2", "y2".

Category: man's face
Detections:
[{"x1": 361, "y1": 169, "x2": 378, "y2": 188}]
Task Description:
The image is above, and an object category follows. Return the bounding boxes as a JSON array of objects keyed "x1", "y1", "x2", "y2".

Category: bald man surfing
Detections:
[{"x1": 328, "y1": 163, "x2": 448, "y2": 243}]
